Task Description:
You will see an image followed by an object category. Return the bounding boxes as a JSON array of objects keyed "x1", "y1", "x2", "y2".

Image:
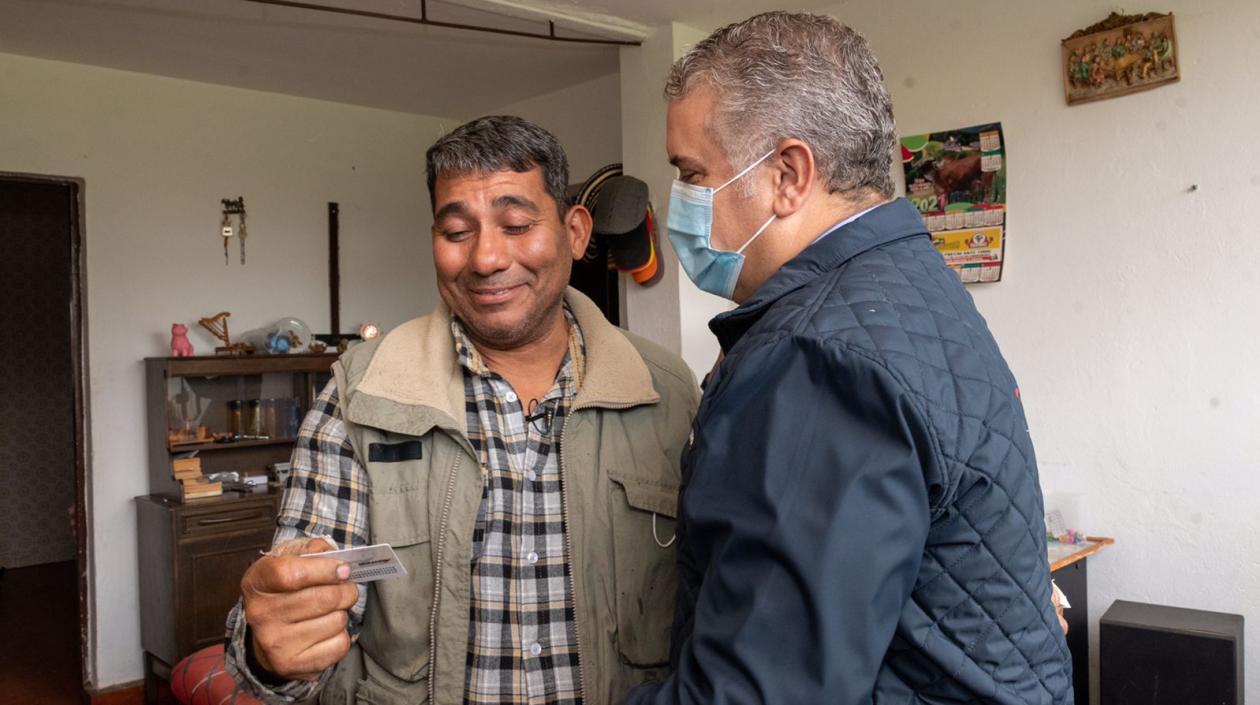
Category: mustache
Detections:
[{"x1": 461, "y1": 276, "x2": 530, "y2": 291}]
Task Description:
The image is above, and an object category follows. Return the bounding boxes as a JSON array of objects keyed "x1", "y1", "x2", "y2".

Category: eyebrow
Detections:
[
  {"x1": 669, "y1": 155, "x2": 704, "y2": 173},
  {"x1": 491, "y1": 194, "x2": 541, "y2": 214},
  {"x1": 433, "y1": 201, "x2": 469, "y2": 221},
  {"x1": 433, "y1": 194, "x2": 541, "y2": 222}
]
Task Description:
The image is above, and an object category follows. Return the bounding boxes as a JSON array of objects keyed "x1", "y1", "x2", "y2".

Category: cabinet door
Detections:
[{"x1": 176, "y1": 526, "x2": 274, "y2": 657}]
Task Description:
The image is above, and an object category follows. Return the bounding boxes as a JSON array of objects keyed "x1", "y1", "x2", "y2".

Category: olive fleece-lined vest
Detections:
[{"x1": 318, "y1": 289, "x2": 699, "y2": 705}]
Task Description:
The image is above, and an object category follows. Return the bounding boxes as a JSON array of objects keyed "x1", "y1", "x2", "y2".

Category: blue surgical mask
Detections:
[{"x1": 667, "y1": 150, "x2": 777, "y2": 300}]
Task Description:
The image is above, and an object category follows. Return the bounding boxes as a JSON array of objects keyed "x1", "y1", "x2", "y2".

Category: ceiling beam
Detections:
[
  {"x1": 438, "y1": 0, "x2": 651, "y2": 43},
  {"x1": 239, "y1": 0, "x2": 644, "y2": 46}
]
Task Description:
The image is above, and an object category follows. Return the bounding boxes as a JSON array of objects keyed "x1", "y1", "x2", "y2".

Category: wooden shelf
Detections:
[
  {"x1": 1048, "y1": 536, "x2": 1114, "y2": 572},
  {"x1": 146, "y1": 353, "x2": 336, "y2": 499},
  {"x1": 168, "y1": 437, "x2": 297, "y2": 453},
  {"x1": 147, "y1": 353, "x2": 340, "y2": 378}
]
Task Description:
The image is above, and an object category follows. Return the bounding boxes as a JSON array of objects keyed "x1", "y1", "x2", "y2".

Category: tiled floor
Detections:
[{"x1": 0, "y1": 560, "x2": 81, "y2": 705}]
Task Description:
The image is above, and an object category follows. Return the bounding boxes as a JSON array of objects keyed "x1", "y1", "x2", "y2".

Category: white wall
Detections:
[
  {"x1": 0, "y1": 52, "x2": 454, "y2": 687},
  {"x1": 492, "y1": 72, "x2": 624, "y2": 187},
  {"x1": 618, "y1": 23, "x2": 726, "y2": 360},
  {"x1": 672, "y1": 1, "x2": 1260, "y2": 700}
]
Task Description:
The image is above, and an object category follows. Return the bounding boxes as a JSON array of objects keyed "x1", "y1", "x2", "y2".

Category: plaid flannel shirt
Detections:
[{"x1": 225, "y1": 309, "x2": 586, "y2": 705}]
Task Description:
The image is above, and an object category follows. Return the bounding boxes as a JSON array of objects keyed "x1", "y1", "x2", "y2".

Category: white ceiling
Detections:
[
  {"x1": 0, "y1": 0, "x2": 838, "y2": 118},
  {"x1": 0, "y1": 0, "x2": 623, "y2": 118}
]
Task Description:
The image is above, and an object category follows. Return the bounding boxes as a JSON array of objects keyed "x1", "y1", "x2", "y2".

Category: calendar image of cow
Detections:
[{"x1": 922, "y1": 154, "x2": 996, "y2": 210}]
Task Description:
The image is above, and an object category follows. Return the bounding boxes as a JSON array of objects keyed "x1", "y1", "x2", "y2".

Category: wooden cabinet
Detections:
[
  {"x1": 135, "y1": 354, "x2": 338, "y2": 700},
  {"x1": 136, "y1": 491, "x2": 280, "y2": 664}
]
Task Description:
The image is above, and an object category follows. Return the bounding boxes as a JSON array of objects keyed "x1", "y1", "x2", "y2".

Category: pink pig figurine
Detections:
[{"x1": 170, "y1": 323, "x2": 195, "y2": 357}]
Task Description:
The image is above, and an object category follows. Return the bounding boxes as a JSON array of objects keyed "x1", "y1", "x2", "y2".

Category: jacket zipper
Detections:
[
  {"x1": 428, "y1": 451, "x2": 463, "y2": 704},
  {"x1": 559, "y1": 400, "x2": 638, "y2": 703}
]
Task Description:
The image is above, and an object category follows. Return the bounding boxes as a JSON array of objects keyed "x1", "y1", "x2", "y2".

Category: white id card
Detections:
[{"x1": 307, "y1": 543, "x2": 407, "y2": 583}]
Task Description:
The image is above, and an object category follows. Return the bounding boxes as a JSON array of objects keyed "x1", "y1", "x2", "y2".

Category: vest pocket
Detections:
[
  {"x1": 358, "y1": 526, "x2": 434, "y2": 682},
  {"x1": 608, "y1": 466, "x2": 679, "y2": 668}
]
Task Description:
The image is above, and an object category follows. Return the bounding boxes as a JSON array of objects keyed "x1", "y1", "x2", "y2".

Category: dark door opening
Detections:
[
  {"x1": 0, "y1": 174, "x2": 90, "y2": 703},
  {"x1": 569, "y1": 238, "x2": 620, "y2": 326}
]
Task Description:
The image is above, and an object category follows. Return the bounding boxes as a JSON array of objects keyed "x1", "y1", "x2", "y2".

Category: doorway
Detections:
[{"x1": 0, "y1": 173, "x2": 90, "y2": 704}]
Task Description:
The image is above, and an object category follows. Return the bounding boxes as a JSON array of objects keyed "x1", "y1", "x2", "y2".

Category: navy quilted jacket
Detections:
[{"x1": 627, "y1": 199, "x2": 1072, "y2": 705}]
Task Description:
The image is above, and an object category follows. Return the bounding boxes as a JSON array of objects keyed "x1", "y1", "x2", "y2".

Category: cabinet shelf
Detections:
[
  {"x1": 151, "y1": 352, "x2": 339, "y2": 378},
  {"x1": 146, "y1": 354, "x2": 336, "y2": 500},
  {"x1": 168, "y1": 437, "x2": 298, "y2": 454}
]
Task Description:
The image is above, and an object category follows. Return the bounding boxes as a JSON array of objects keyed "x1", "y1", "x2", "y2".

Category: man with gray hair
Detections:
[
  {"x1": 627, "y1": 12, "x2": 1072, "y2": 705},
  {"x1": 224, "y1": 115, "x2": 698, "y2": 704}
]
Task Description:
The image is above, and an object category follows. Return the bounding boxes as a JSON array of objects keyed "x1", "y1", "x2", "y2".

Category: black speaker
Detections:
[{"x1": 1101, "y1": 600, "x2": 1244, "y2": 705}]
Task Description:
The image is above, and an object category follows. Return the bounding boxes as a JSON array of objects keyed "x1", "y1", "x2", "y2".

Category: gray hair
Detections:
[
  {"x1": 666, "y1": 11, "x2": 896, "y2": 198},
  {"x1": 426, "y1": 115, "x2": 570, "y2": 217}
]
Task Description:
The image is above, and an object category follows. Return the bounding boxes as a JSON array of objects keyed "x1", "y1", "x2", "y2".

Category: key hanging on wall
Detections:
[{"x1": 219, "y1": 197, "x2": 248, "y2": 266}]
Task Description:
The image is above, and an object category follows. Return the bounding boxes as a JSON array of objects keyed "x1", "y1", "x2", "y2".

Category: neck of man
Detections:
[
  {"x1": 805, "y1": 188, "x2": 889, "y2": 243},
  {"x1": 733, "y1": 188, "x2": 890, "y2": 303},
  {"x1": 469, "y1": 303, "x2": 572, "y2": 405}
]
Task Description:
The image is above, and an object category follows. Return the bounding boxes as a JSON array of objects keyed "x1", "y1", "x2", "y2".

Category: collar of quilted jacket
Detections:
[{"x1": 711, "y1": 197, "x2": 930, "y2": 352}]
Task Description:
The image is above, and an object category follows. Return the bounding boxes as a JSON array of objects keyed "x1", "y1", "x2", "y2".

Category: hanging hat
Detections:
[{"x1": 571, "y1": 165, "x2": 663, "y2": 286}]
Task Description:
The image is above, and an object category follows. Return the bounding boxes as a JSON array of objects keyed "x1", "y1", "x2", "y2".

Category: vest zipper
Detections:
[
  {"x1": 557, "y1": 408, "x2": 587, "y2": 704},
  {"x1": 559, "y1": 400, "x2": 638, "y2": 703},
  {"x1": 428, "y1": 451, "x2": 462, "y2": 704}
]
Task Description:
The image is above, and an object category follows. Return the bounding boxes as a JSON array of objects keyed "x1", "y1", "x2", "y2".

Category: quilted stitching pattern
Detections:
[{"x1": 724, "y1": 224, "x2": 1072, "y2": 704}]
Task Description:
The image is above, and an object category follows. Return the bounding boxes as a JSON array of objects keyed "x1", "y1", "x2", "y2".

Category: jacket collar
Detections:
[
  {"x1": 350, "y1": 287, "x2": 658, "y2": 436},
  {"x1": 710, "y1": 197, "x2": 929, "y2": 351}
]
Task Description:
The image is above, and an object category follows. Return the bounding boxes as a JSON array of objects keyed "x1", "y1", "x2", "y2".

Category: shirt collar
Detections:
[{"x1": 810, "y1": 201, "x2": 888, "y2": 245}]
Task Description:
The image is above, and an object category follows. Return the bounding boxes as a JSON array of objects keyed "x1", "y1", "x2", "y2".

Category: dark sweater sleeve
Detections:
[{"x1": 626, "y1": 335, "x2": 934, "y2": 705}]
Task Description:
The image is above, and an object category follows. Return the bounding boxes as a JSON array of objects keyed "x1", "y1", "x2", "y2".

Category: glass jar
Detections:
[
  {"x1": 262, "y1": 399, "x2": 278, "y2": 438},
  {"x1": 245, "y1": 399, "x2": 263, "y2": 437},
  {"x1": 227, "y1": 400, "x2": 243, "y2": 436}
]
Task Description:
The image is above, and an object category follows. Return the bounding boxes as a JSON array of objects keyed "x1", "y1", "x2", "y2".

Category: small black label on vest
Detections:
[{"x1": 369, "y1": 441, "x2": 423, "y2": 463}]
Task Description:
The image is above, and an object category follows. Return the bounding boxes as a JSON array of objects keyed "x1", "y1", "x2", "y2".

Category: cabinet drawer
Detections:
[{"x1": 178, "y1": 502, "x2": 275, "y2": 537}]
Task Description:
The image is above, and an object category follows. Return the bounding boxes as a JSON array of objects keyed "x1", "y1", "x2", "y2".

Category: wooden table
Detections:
[{"x1": 1048, "y1": 536, "x2": 1114, "y2": 703}]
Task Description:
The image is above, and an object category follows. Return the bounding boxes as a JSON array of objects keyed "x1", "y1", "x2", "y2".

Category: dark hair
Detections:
[{"x1": 425, "y1": 115, "x2": 571, "y2": 217}]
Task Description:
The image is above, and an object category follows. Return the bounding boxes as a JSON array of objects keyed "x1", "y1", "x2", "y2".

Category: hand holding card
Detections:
[
  {"x1": 240, "y1": 537, "x2": 359, "y2": 681},
  {"x1": 302, "y1": 543, "x2": 407, "y2": 583}
]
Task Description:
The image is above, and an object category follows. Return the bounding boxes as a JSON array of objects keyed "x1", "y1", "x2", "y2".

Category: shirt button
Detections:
[
  {"x1": 529, "y1": 642, "x2": 542, "y2": 657},
  {"x1": 526, "y1": 470, "x2": 537, "y2": 481},
  {"x1": 506, "y1": 391, "x2": 518, "y2": 403},
  {"x1": 527, "y1": 551, "x2": 539, "y2": 564}
]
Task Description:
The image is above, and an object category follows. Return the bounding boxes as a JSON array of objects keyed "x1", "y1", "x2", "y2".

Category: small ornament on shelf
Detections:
[
  {"x1": 198, "y1": 311, "x2": 255, "y2": 355},
  {"x1": 170, "y1": 323, "x2": 195, "y2": 357},
  {"x1": 1047, "y1": 528, "x2": 1086, "y2": 545}
]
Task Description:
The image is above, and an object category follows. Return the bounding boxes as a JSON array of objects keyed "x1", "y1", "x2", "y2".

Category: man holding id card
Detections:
[{"x1": 224, "y1": 116, "x2": 699, "y2": 705}]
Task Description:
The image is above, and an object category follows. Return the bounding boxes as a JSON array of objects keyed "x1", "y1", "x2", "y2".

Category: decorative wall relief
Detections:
[{"x1": 1062, "y1": 12, "x2": 1179, "y2": 106}]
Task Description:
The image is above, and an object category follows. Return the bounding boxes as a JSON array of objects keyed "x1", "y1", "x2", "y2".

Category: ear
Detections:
[
  {"x1": 564, "y1": 204, "x2": 594, "y2": 260},
  {"x1": 769, "y1": 139, "x2": 816, "y2": 218}
]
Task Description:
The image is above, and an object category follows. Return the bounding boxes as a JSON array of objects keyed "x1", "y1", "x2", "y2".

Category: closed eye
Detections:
[
  {"x1": 440, "y1": 228, "x2": 474, "y2": 242},
  {"x1": 504, "y1": 221, "x2": 539, "y2": 235}
]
